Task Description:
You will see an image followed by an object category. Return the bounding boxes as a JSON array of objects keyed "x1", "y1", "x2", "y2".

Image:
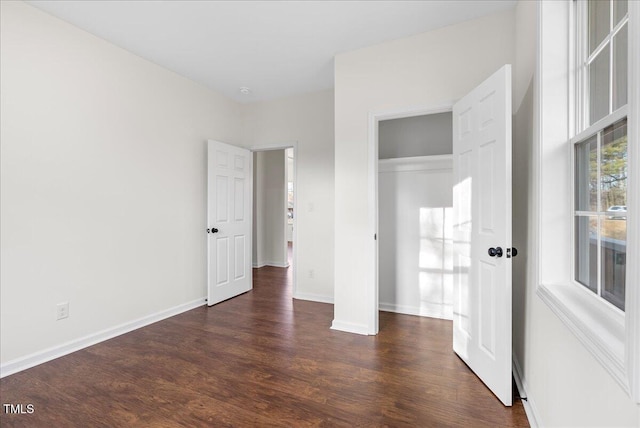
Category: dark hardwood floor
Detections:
[{"x1": 1, "y1": 259, "x2": 529, "y2": 427}]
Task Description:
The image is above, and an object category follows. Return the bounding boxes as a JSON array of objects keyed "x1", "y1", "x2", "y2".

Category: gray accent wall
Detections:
[{"x1": 378, "y1": 112, "x2": 452, "y2": 159}]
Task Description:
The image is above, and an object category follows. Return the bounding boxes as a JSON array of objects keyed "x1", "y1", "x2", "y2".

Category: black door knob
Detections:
[
  {"x1": 488, "y1": 247, "x2": 503, "y2": 257},
  {"x1": 207, "y1": 228, "x2": 219, "y2": 234}
]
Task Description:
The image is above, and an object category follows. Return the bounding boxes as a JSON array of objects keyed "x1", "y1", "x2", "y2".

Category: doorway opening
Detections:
[
  {"x1": 251, "y1": 144, "x2": 297, "y2": 296},
  {"x1": 367, "y1": 105, "x2": 453, "y2": 334},
  {"x1": 377, "y1": 112, "x2": 454, "y2": 321},
  {"x1": 286, "y1": 148, "x2": 294, "y2": 267}
]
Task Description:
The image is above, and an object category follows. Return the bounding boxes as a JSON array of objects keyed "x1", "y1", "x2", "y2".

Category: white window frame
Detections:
[
  {"x1": 572, "y1": 0, "x2": 629, "y2": 313},
  {"x1": 571, "y1": 110, "x2": 628, "y2": 313},
  {"x1": 536, "y1": 0, "x2": 640, "y2": 402}
]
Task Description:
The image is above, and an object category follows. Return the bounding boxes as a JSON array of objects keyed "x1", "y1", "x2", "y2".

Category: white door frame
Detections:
[
  {"x1": 251, "y1": 142, "x2": 298, "y2": 298},
  {"x1": 367, "y1": 104, "x2": 454, "y2": 335}
]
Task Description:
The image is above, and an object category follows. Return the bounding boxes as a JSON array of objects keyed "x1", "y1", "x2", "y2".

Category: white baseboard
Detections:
[
  {"x1": 0, "y1": 297, "x2": 206, "y2": 379},
  {"x1": 253, "y1": 261, "x2": 289, "y2": 268},
  {"x1": 330, "y1": 319, "x2": 372, "y2": 335},
  {"x1": 293, "y1": 291, "x2": 334, "y2": 304},
  {"x1": 266, "y1": 261, "x2": 289, "y2": 268},
  {"x1": 512, "y1": 356, "x2": 541, "y2": 428},
  {"x1": 379, "y1": 302, "x2": 453, "y2": 320}
]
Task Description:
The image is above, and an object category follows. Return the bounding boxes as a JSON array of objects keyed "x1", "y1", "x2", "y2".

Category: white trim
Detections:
[
  {"x1": 250, "y1": 141, "x2": 298, "y2": 301},
  {"x1": 537, "y1": 283, "x2": 627, "y2": 388},
  {"x1": 253, "y1": 261, "x2": 289, "y2": 269},
  {"x1": 625, "y1": 0, "x2": 640, "y2": 403},
  {"x1": 292, "y1": 144, "x2": 298, "y2": 301},
  {"x1": 367, "y1": 103, "x2": 454, "y2": 336},
  {"x1": 369, "y1": 104, "x2": 454, "y2": 122},
  {"x1": 250, "y1": 142, "x2": 298, "y2": 152},
  {"x1": 367, "y1": 111, "x2": 379, "y2": 335},
  {"x1": 512, "y1": 357, "x2": 526, "y2": 399},
  {"x1": 574, "y1": 0, "x2": 584, "y2": 133},
  {"x1": 378, "y1": 154, "x2": 453, "y2": 173},
  {"x1": 330, "y1": 320, "x2": 371, "y2": 336},
  {"x1": 512, "y1": 357, "x2": 541, "y2": 428},
  {"x1": 571, "y1": 105, "x2": 628, "y2": 144},
  {"x1": 293, "y1": 292, "x2": 334, "y2": 305},
  {"x1": 0, "y1": 298, "x2": 206, "y2": 378},
  {"x1": 379, "y1": 302, "x2": 452, "y2": 321}
]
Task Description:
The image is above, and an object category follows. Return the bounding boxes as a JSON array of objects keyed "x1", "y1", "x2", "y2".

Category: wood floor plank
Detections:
[{"x1": 1, "y1": 263, "x2": 529, "y2": 427}]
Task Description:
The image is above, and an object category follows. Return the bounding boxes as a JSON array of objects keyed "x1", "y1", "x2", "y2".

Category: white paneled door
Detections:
[
  {"x1": 452, "y1": 65, "x2": 513, "y2": 406},
  {"x1": 207, "y1": 140, "x2": 252, "y2": 306}
]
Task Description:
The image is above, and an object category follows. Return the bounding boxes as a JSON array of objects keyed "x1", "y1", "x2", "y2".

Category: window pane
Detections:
[
  {"x1": 613, "y1": 0, "x2": 628, "y2": 25},
  {"x1": 600, "y1": 118, "x2": 627, "y2": 211},
  {"x1": 613, "y1": 24, "x2": 628, "y2": 110},
  {"x1": 600, "y1": 215, "x2": 626, "y2": 310},
  {"x1": 589, "y1": 0, "x2": 611, "y2": 54},
  {"x1": 575, "y1": 216, "x2": 598, "y2": 293},
  {"x1": 575, "y1": 134, "x2": 598, "y2": 211},
  {"x1": 589, "y1": 45, "x2": 610, "y2": 125}
]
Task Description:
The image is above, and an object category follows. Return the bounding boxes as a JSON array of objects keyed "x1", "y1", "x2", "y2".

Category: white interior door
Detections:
[
  {"x1": 452, "y1": 65, "x2": 513, "y2": 406},
  {"x1": 207, "y1": 140, "x2": 252, "y2": 306}
]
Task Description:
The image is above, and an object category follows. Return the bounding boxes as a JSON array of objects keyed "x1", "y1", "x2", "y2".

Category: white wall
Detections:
[
  {"x1": 241, "y1": 90, "x2": 335, "y2": 303},
  {"x1": 252, "y1": 150, "x2": 287, "y2": 268},
  {"x1": 378, "y1": 113, "x2": 452, "y2": 159},
  {"x1": 378, "y1": 157, "x2": 453, "y2": 319},
  {"x1": 512, "y1": 2, "x2": 640, "y2": 426},
  {"x1": 333, "y1": 9, "x2": 516, "y2": 333},
  {"x1": 0, "y1": 2, "x2": 241, "y2": 365}
]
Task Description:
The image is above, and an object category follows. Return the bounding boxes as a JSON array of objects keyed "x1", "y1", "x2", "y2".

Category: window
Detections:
[
  {"x1": 573, "y1": 0, "x2": 628, "y2": 311},
  {"x1": 575, "y1": 0, "x2": 628, "y2": 128},
  {"x1": 537, "y1": 0, "x2": 639, "y2": 401}
]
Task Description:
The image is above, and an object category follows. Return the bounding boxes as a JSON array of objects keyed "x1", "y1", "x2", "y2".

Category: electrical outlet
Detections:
[
  {"x1": 56, "y1": 302, "x2": 69, "y2": 320},
  {"x1": 308, "y1": 269, "x2": 314, "y2": 279}
]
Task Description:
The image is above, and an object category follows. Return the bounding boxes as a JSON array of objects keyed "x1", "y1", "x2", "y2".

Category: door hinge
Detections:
[{"x1": 374, "y1": 233, "x2": 377, "y2": 240}]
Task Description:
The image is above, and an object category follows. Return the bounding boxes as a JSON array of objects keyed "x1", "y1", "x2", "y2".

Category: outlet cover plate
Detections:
[{"x1": 56, "y1": 302, "x2": 69, "y2": 320}]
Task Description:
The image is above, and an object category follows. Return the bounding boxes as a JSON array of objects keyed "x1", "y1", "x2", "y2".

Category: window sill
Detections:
[{"x1": 537, "y1": 282, "x2": 629, "y2": 394}]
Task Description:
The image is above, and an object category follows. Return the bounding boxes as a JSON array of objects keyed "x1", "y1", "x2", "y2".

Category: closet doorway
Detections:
[{"x1": 377, "y1": 112, "x2": 453, "y2": 320}]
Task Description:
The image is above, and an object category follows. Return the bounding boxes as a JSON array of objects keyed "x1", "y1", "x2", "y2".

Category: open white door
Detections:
[
  {"x1": 452, "y1": 65, "x2": 513, "y2": 406},
  {"x1": 207, "y1": 140, "x2": 252, "y2": 306}
]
